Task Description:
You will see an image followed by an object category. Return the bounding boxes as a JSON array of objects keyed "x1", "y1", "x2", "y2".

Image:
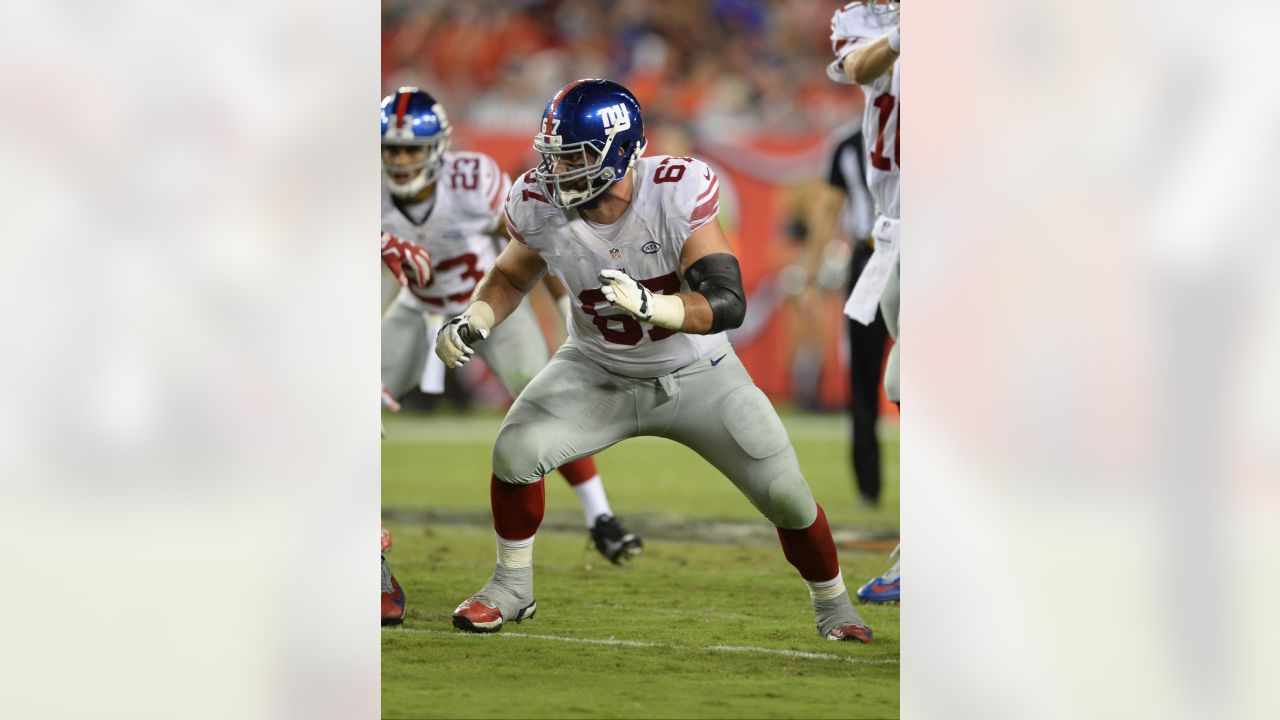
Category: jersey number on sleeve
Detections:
[
  {"x1": 450, "y1": 157, "x2": 480, "y2": 190},
  {"x1": 652, "y1": 156, "x2": 693, "y2": 184},
  {"x1": 577, "y1": 272, "x2": 681, "y2": 345},
  {"x1": 519, "y1": 169, "x2": 548, "y2": 202},
  {"x1": 869, "y1": 93, "x2": 899, "y2": 171}
]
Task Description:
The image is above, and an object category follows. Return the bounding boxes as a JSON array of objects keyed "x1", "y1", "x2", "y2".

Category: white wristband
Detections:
[
  {"x1": 647, "y1": 293, "x2": 686, "y2": 331},
  {"x1": 887, "y1": 25, "x2": 900, "y2": 53},
  {"x1": 465, "y1": 300, "x2": 496, "y2": 334}
]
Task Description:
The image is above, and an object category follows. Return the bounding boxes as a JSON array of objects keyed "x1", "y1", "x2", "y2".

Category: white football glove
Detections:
[
  {"x1": 597, "y1": 269, "x2": 685, "y2": 331},
  {"x1": 381, "y1": 231, "x2": 432, "y2": 288},
  {"x1": 380, "y1": 384, "x2": 401, "y2": 412},
  {"x1": 434, "y1": 301, "x2": 495, "y2": 368}
]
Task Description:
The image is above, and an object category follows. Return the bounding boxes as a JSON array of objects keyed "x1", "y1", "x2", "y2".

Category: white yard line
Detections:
[{"x1": 390, "y1": 627, "x2": 898, "y2": 666}]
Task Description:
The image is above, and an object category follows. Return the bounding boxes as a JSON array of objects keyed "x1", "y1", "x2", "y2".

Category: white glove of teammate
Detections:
[
  {"x1": 381, "y1": 384, "x2": 401, "y2": 412},
  {"x1": 434, "y1": 301, "x2": 496, "y2": 368},
  {"x1": 381, "y1": 231, "x2": 432, "y2": 288},
  {"x1": 597, "y1": 269, "x2": 685, "y2": 331}
]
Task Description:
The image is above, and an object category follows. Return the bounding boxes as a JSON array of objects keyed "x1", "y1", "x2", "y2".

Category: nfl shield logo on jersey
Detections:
[{"x1": 609, "y1": 247, "x2": 622, "y2": 261}]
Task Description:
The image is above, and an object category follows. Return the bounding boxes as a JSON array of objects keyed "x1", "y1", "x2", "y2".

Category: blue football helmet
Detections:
[
  {"x1": 533, "y1": 79, "x2": 647, "y2": 209},
  {"x1": 380, "y1": 87, "x2": 451, "y2": 198}
]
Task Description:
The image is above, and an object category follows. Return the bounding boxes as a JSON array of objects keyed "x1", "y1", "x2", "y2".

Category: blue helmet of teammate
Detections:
[
  {"x1": 533, "y1": 79, "x2": 647, "y2": 209},
  {"x1": 380, "y1": 87, "x2": 452, "y2": 197}
]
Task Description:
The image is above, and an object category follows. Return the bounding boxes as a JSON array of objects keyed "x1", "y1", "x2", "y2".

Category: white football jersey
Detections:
[
  {"x1": 831, "y1": 2, "x2": 900, "y2": 220},
  {"x1": 505, "y1": 155, "x2": 725, "y2": 378},
  {"x1": 380, "y1": 150, "x2": 511, "y2": 316}
]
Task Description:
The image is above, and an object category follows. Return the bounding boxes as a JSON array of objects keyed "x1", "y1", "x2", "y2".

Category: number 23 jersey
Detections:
[
  {"x1": 505, "y1": 154, "x2": 725, "y2": 378},
  {"x1": 380, "y1": 150, "x2": 511, "y2": 316}
]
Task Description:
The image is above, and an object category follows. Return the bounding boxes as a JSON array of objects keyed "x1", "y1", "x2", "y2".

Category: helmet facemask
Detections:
[
  {"x1": 381, "y1": 130, "x2": 450, "y2": 198},
  {"x1": 533, "y1": 132, "x2": 645, "y2": 210}
]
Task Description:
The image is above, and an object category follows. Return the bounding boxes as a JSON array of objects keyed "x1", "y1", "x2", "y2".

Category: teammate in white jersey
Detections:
[
  {"x1": 436, "y1": 79, "x2": 874, "y2": 643},
  {"x1": 828, "y1": 1, "x2": 900, "y2": 222},
  {"x1": 380, "y1": 229, "x2": 428, "y2": 625},
  {"x1": 829, "y1": 1, "x2": 902, "y2": 604},
  {"x1": 379, "y1": 88, "x2": 642, "y2": 570}
]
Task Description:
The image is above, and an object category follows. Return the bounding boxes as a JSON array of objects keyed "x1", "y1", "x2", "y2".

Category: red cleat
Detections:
[
  {"x1": 825, "y1": 624, "x2": 873, "y2": 643},
  {"x1": 451, "y1": 597, "x2": 536, "y2": 634},
  {"x1": 382, "y1": 556, "x2": 406, "y2": 626}
]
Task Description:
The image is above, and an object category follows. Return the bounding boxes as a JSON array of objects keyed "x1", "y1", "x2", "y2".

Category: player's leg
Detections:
[
  {"x1": 558, "y1": 454, "x2": 642, "y2": 563},
  {"x1": 381, "y1": 554, "x2": 405, "y2": 626},
  {"x1": 475, "y1": 300, "x2": 640, "y2": 561},
  {"x1": 453, "y1": 345, "x2": 640, "y2": 632},
  {"x1": 473, "y1": 297, "x2": 548, "y2": 399},
  {"x1": 381, "y1": 291, "x2": 430, "y2": 400},
  {"x1": 880, "y1": 256, "x2": 900, "y2": 403},
  {"x1": 858, "y1": 256, "x2": 901, "y2": 602},
  {"x1": 655, "y1": 346, "x2": 872, "y2": 642}
]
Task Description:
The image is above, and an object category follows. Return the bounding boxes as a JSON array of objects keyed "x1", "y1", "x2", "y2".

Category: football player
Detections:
[
  {"x1": 828, "y1": 0, "x2": 901, "y2": 604},
  {"x1": 436, "y1": 79, "x2": 874, "y2": 642},
  {"x1": 381, "y1": 528, "x2": 405, "y2": 626},
  {"x1": 380, "y1": 231, "x2": 423, "y2": 625},
  {"x1": 380, "y1": 88, "x2": 642, "y2": 566}
]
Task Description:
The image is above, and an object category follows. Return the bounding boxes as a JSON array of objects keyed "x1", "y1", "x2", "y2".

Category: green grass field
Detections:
[{"x1": 382, "y1": 411, "x2": 900, "y2": 719}]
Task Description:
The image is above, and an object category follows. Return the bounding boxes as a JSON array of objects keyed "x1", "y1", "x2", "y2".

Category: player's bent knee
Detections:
[
  {"x1": 492, "y1": 422, "x2": 546, "y2": 485},
  {"x1": 763, "y1": 470, "x2": 818, "y2": 529}
]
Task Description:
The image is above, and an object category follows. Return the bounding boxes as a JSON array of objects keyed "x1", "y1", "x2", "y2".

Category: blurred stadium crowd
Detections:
[{"x1": 382, "y1": 0, "x2": 858, "y2": 136}]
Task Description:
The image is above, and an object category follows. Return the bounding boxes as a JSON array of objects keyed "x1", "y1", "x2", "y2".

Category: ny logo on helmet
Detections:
[{"x1": 597, "y1": 104, "x2": 632, "y2": 137}]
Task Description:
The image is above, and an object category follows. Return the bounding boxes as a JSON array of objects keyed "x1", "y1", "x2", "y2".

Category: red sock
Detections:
[
  {"x1": 557, "y1": 456, "x2": 598, "y2": 486},
  {"x1": 491, "y1": 473, "x2": 545, "y2": 541},
  {"x1": 776, "y1": 504, "x2": 840, "y2": 582}
]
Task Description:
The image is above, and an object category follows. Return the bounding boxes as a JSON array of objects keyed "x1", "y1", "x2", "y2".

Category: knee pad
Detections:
[
  {"x1": 719, "y1": 386, "x2": 816, "y2": 528},
  {"x1": 763, "y1": 466, "x2": 818, "y2": 529},
  {"x1": 492, "y1": 422, "x2": 545, "y2": 485}
]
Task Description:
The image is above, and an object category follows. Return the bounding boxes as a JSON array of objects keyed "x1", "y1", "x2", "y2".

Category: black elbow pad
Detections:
[{"x1": 685, "y1": 253, "x2": 746, "y2": 333}]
